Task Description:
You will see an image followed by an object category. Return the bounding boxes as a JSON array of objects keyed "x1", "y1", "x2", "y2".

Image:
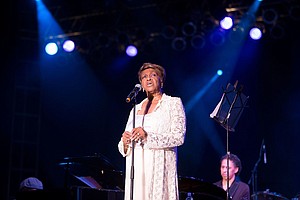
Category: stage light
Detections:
[
  {"x1": 45, "y1": 42, "x2": 58, "y2": 55},
  {"x1": 62, "y1": 39, "x2": 75, "y2": 52},
  {"x1": 191, "y1": 34, "x2": 206, "y2": 49},
  {"x1": 171, "y1": 37, "x2": 186, "y2": 51},
  {"x1": 182, "y1": 22, "x2": 197, "y2": 37},
  {"x1": 217, "y1": 69, "x2": 223, "y2": 76},
  {"x1": 220, "y1": 17, "x2": 233, "y2": 30},
  {"x1": 249, "y1": 27, "x2": 262, "y2": 40},
  {"x1": 262, "y1": 8, "x2": 278, "y2": 24},
  {"x1": 126, "y1": 45, "x2": 138, "y2": 57}
]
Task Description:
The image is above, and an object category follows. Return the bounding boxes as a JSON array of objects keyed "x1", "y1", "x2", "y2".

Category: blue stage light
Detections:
[
  {"x1": 45, "y1": 42, "x2": 58, "y2": 55},
  {"x1": 220, "y1": 17, "x2": 233, "y2": 30},
  {"x1": 126, "y1": 45, "x2": 138, "y2": 57},
  {"x1": 249, "y1": 27, "x2": 262, "y2": 40},
  {"x1": 217, "y1": 69, "x2": 223, "y2": 76},
  {"x1": 62, "y1": 40, "x2": 75, "y2": 52}
]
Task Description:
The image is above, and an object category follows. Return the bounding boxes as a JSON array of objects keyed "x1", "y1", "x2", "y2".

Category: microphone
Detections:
[
  {"x1": 263, "y1": 144, "x2": 267, "y2": 164},
  {"x1": 126, "y1": 84, "x2": 142, "y2": 103}
]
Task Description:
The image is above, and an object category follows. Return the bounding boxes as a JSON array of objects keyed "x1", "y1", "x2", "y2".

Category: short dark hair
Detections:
[
  {"x1": 138, "y1": 63, "x2": 166, "y2": 84},
  {"x1": 220, "y1": 153, "x2": 242, "y2": 175}
]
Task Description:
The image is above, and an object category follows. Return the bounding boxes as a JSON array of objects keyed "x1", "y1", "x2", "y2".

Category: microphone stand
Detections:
[
  {"x1": 247, "y1": 139, "x2": 264, "y2": 200},
  {"x1": 129, "y1": 96, "x2": 137, "y2": 200}
]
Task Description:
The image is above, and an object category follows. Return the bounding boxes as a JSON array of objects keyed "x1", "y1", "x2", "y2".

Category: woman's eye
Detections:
[{"x1": 141, "y1": 73, "x2": 158, "y2": 80}]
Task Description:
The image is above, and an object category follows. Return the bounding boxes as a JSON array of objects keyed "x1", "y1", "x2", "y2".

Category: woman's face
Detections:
[{"x1": 140, "y1": 68, "x2": 162, "y2": 95}]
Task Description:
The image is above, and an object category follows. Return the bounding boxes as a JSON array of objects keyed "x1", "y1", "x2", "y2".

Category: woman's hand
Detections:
[
  {"x1": 131, "y1": 127, "x2": 147, "y2": 142},
  {"x1": 122, "y1": 131, "x2": 132, "y2": 145}
]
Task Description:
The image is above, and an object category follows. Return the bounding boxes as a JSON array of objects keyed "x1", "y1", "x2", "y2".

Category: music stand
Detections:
[{"x1": 210, "y1": 80, "x2": 249, "y2": 200}]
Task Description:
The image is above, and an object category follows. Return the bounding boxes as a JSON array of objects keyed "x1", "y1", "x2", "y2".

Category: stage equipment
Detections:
[
  {"x1": 58, "y1": 153, "x2": 124, "y2": 190},
  {"x1": 72, "y1": 186, "x2": 124, "y2": 200},
  {"x1": 126, "y1": 84, "x2": 141, "y2": 103},
  {"x1": 251, "y1": 190, "x2": 289, "y2": 200},
  {"x1": 126, "y1": 85, "x2": 140, "y2": 200},
  {"x1": 178, "y1": 176, "x2": 226, "y2": 200},
  {"x1": 210, "y1": 80, "x2": 249, "y2": 200},
  {"x1": 248, "y1": 139, "x2": 269, "y2": 200}
]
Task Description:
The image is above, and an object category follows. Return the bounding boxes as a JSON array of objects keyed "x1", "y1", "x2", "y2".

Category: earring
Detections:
[{"x1": 143, "y1": 88, "x2": 145, "y2": 92}]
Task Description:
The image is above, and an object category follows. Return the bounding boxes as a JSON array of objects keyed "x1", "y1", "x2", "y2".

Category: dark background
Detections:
[{"x1": 1, "y1": 0, "x2": 300, "y2": 199}]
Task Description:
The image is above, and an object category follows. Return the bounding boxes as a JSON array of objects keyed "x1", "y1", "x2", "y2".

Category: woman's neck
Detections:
[{"x1": 147, "y1": 92, "x2": 162, "y2": 101}]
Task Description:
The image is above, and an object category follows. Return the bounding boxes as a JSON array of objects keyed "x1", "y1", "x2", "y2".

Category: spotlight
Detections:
[
  {"x1": 249, "y1": 27, "x2": 262, "y2": 40},
  {"x1": 126, "y1": 45, "x2": 138, "y2": 57},
  {"x1": 62, "y1": 39, "x2": 75, "y2": 52},
  {"x1": 191, "y1": 34, "x2": 206, "y2": 49},
  {"x1": 262, "y1": 8, "x2": 278, "y2": 24},
  {"x1": 171, "y1": 37, "x2": 186, "y2": 51},
  {"x1": 220, "y1": 16, "x2": 233, "y2": 30},
  {"x1": 217, "y1": 69, "x2": 223, "y2": 76},
  {"x1": 182, "y1": 22, "x2": 197, "y2": 37},
  {"x1": 45, "y1": 42, "x2": 58, "y2": 55}
]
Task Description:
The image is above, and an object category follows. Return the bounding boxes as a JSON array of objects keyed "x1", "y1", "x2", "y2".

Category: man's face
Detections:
[{"x1": 220, "y1": 159, "x2": 238, "y2": 181}]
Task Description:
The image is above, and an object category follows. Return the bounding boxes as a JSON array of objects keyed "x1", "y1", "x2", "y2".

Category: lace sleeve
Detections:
[{"x1": 146, "y1": 97, "x2": 186, "y2": 149}]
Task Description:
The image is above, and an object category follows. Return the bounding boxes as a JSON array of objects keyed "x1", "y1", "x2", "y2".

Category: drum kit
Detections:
[{"x1": 251, "y1": 190, "x2": 292, "y2": 200}]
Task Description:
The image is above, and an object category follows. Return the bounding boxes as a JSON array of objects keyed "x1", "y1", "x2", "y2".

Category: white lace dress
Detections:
[{"x1": 118, "y1": 94, "x2": 186, "y2": 200}]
